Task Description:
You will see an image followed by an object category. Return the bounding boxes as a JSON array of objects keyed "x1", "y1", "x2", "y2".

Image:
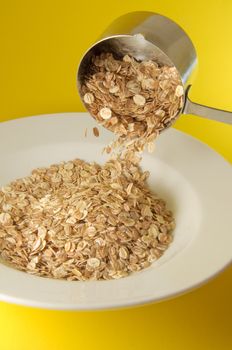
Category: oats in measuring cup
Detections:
[{"x1": 81, "y1": 52, "x2": 184, "y2": 154}]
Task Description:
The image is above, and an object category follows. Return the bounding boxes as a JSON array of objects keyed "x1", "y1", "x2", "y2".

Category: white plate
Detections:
[{"x1": 0, "y1": 113, "x2": 231, "y2": 310}]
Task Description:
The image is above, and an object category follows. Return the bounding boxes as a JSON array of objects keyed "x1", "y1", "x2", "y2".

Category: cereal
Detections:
[
  {"x1": 175, "y1": 85, "x2": 184, "y2": 97},
  {"x1": 0, "y1": 158, "x2": 175, "y2": 280},
  {"x1": 133, "y1": 94, "x2": 146, "y2": 106},
  {"x1": 0, "y1": 54, "x2": 178, "y2": 281},
  {"x1": 93, "y1": 127, "x2": 99, "y2": 137},
  {"x1": 99, "y1": 107, "x2": 112, "y2": 120},
  {"x1": 81, "y1": 52, "x2": 184, "y2": 153},
  {"x1": 83, "y1": 92, "x2": 95, "y2": 104}
]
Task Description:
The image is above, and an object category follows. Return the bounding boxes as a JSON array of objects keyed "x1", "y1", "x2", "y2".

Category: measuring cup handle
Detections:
[{"x1": 183, "y1": 85, "x2": 232, "y2": 125}]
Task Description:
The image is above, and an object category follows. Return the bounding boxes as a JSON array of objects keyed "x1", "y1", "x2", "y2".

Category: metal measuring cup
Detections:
[{"x1": 77, "y1": 11, "x2": 232, "y2": 129}]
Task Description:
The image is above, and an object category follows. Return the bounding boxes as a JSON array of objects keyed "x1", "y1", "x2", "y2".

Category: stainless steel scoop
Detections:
[{"x1": 77, "y1": 11, "x2": 232, "y2": 128}]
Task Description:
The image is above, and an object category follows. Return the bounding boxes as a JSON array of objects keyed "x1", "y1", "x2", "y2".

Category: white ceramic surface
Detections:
[{"x1": 0, "y1": 113, "x2": 231, "y2": 310}]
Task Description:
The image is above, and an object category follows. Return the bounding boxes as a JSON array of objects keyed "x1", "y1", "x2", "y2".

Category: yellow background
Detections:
[{"x1": 0, "y1": 0, "x2": 232, "y2": 349}]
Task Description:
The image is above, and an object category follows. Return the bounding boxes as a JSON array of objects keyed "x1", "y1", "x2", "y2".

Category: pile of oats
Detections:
[
  {"x1": 81, "y1": 52, "x2": 184, "y2": 153},
  {"x1": 0, "y1": 53, "x2": 179, "y2": 281},
  {"x1": 0, "y1": 158, "x2": 174, "y2": 280}
]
